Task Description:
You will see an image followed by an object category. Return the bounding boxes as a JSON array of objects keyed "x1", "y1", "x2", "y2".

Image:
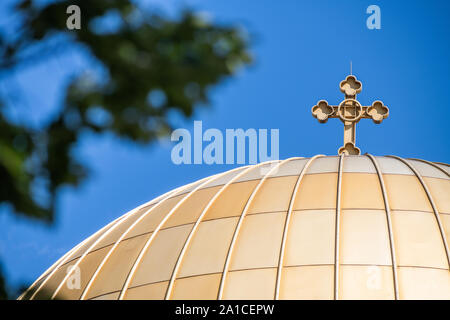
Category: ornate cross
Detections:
[{"x1": 311, "y1": 75, "x2": 389, "y2": 155}]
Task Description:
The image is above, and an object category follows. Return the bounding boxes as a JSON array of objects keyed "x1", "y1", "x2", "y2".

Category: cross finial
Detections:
[{"x1": 311, "y1": 75, "x2": 389, "y2": 155}]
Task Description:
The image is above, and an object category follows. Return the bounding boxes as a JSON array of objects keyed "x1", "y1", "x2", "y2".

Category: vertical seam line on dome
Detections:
[
  {"x1": 21, "y1": 236, "x2": 88, "y2": 300},
  {"x1": 22, "y1": 238, "x2": 87, "y2": 300},
  {"x1": 29, "y1": 209, "x2": 132, "y2": 300},
  {"x1": 274, "y1": 155, "x2": 324, "y2": 300},
  {"x1": 386, "y1": 156, "x2": 450, "y2": 270},
  {"x1": 334, "y1": 153, "x2": 344, "y2": 300},
  {"x1": 406, "y1": 158, "x2": 450, "y2": 179},
  {"x1": 79, "y1": 174, "x2": 216, "y2": 301},
  {"x1": 163, "y1": 161, "x2": 281, "y2": 300},
  {"x1": 32, "y1": 182, "x2": 190, "y2": 300},
  {"x1": 217, "y1": 158, "x2": 295, "y2": 300},
  {"x1": 366, "y1": 154, "x2": 399, "y2": 300},
  {"x1": 49, "y1": 185, "x2": 183, "y2": 300},
  {"x1": 51, "y1": 190, "x2": 180, "y2": 301},
  {"x1": 51, "y1": 182, "x2": 192, "y2": 299},
  {"x1": 117, "y1": 166, "x2": 250, "y2": 300},
  {"x1": 432, "y1": 161, "x2": 450, "y2": 167}
]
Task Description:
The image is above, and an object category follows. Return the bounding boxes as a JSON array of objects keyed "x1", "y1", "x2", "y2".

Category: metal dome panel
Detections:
[{"x1": 20, "y1": 155, "x2": 450, "y2": 300}]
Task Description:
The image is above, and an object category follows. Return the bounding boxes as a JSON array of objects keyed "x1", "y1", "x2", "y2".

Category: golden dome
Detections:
[{"x1": 20, "y1": 155, "x2": 450, "y2": 300}]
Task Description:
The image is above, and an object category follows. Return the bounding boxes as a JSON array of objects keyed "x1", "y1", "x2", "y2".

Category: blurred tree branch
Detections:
[{"x1": 0, "y1": 0, "x2": 252, "y2": 298}]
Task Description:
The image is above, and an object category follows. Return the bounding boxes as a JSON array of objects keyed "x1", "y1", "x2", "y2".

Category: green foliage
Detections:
[
  {"x1": 0, "y1": 0, "x2": 251, "y2": 221},
  {"x1": 0, "y1": 0, "x2": 251, "y2": 298}
]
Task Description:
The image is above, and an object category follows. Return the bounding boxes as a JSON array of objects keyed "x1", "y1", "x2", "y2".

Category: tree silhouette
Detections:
[{"x1": 0, "y1": 0, "x2": 251, "y2": 298}]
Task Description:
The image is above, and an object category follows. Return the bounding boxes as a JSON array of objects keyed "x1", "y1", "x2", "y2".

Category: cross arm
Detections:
[{"x1": 311, "y1": 100, "x2": 389, "y2": 124}]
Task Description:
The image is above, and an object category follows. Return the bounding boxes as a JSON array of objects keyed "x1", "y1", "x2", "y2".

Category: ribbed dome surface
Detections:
[{"x1": 20, "y1": 155, "x2": 450, "y2": 300}]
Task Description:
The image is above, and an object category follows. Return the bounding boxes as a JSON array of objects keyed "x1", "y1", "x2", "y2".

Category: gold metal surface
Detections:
[
  {"x1": 387, "y1": 155, "x2": 450, "y2": 269},
  {"x1": 275, "y1": 155, "x2": 323, "y2": 299},
  {"x1": 165, "y1": 162, "x2": 273, "y2": 299},
  {"x1": 334, "y1": 153, "x2": 344, "y2": 300},
  {"x1": 22, "y1": 156, "x2": 450, "y2": 300},
  {"x1": 217, "y1": 159, "x2": 293, "y2": 299},
  {"x1": 118, "y1": 165, "x2": 253, "y2": 300},
  {"x1": 366, "y1": 154, "x2": 399, "y2": 299}
]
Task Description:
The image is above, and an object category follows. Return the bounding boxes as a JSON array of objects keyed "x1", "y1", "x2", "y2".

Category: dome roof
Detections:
[{"x1": 20, "y1": 155, "x2": 450, "y2": 300}]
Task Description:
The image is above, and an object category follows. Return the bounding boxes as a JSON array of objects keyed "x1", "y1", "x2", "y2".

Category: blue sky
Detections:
[{"x1": 1, "y1": 0, "x2": 449, "y2": 289}]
